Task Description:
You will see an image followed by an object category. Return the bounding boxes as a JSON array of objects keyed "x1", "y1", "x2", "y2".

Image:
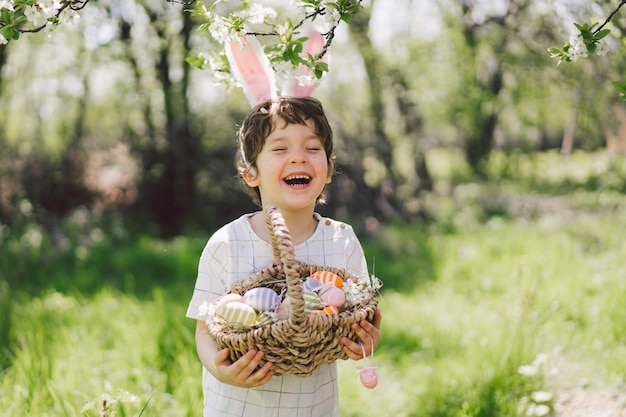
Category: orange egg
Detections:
[{"x1": 311, "y1": 270, "x2": 343, "y2": 288}]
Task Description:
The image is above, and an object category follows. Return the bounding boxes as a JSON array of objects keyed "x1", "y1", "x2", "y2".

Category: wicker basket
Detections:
[{"x1": 206, "y1": 205, "x2": 378, "y2": 377}]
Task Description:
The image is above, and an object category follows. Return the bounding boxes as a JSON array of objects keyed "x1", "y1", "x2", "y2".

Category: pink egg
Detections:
[
  {"x1": 311, "y1": 270, "x2": 343, "y2": 288},
  {"x1": 358, "y1": 367, "x2": 378, "y2": 389},
  {"x1": 318, "y1": 284, "x2": 346, "y2": 307},
  {"x1": 276, "y1": 297, "x2": 291, "y2": 319}
]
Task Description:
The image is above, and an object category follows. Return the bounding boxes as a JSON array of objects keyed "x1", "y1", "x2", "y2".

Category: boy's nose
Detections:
[{"x1": 289, "y1": 150, "x2": 308, "y2": 164}]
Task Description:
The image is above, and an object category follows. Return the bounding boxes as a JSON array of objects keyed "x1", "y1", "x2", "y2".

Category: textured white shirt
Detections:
[{"x1": 187, "y1": 212, "x2": 369, "y2": 417}]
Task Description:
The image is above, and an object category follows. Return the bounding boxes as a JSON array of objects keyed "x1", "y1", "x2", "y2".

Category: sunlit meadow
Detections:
[{"x1": 1, "y1": 150, "x2": 625, "y2": 416}]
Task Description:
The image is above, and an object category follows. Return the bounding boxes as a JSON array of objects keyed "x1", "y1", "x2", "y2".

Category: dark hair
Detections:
[{"x1": 236, "y1": 96, "x2": 334, "y2": 206}]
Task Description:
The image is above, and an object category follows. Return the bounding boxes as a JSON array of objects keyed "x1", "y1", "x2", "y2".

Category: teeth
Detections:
[{"x1": 285, "y1": 175, "x2": 311, "y2": 181}]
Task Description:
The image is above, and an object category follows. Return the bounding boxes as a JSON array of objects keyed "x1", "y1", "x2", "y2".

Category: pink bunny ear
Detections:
[
  {"x1": 226, "y1": 35, "x2": 277, "y2": 106},
  {"x1": 281, "y1": 28, "x2": 327, "y2": 98}
]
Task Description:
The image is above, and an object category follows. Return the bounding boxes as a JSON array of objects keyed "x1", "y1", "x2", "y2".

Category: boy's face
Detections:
[{"x1": 243, "y1": 117, "x2": 332, "y2": 214}]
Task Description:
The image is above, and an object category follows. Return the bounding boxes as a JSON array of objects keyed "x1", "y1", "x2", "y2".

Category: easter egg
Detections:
[
  {"x1": 302, "y1": 278, "x2": 322, "y2": 291},
  {"x1": 221, "y1": 302, "x2": 257, "y2": 326},
  {"x1": 243, "y1": 288, "x2": 281, "y2": 312},
  {"x1": 311, "y1": 306, "x2": 339, "y2": 315},
  {"x1": 276, "y1": 297, "x2": 291, "y2": 319},
  {"x1": 358, "y1": 367, "x2": 378, "y2": 389},
  {"x1": 318, "y1": 284, "x2": 346, "y2": 307},
  {"x1": 311, "y1": 270, "x2": 343, "y2": 288},
  {"x1": 303, "y1": 291, "x2": 323, "y2": 314},
  {"x1": 214, "y1": 294, "x2": 244, "y2": 318}
]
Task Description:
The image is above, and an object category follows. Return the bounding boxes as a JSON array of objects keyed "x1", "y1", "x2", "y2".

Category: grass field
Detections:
[{"x1": 1, "y1": 149, "x2": 625, "y2": 416}]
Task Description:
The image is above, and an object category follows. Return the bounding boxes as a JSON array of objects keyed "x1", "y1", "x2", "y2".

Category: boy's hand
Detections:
[
  {"x1": 214, "y1": 348, "x2": 274, "y2": 388},
  {"x1": 341, "y1": 309, "x2": 382, "y2": 360}
]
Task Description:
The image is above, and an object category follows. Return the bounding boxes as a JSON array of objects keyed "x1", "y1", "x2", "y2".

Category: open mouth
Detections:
[{"x1": 284, "y1": 174, "x2": 312, "y2": 187}]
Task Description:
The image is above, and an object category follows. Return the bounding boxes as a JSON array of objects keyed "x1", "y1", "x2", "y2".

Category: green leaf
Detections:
[
  {"x1": 186, "y1": 54, "x2": 207, "y2": 69},
  {"x1": 612, "y1": 81, "x2": 626, "y2": 94},
  {"x1": 594, "y1": 29, "x2": 611, "y2": 40},
  {"x1": 340, "y1": 13, "x2": 352, "y2": 23},
  {"x1": 586, "y1": 43, "x2": 596, "y2": 54}
]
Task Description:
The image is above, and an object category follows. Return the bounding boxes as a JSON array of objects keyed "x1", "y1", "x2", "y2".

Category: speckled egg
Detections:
[
  {"x1": 318, "y1": 284, "x2": 346, "y2": 307},
  {"x1": 243, "y1": 288, "x2": 281, "y2": 312},
  {"x1": 220, "y1": 302, "x2": 257, "y2": 326},
  {"x1": 311, "y1": 270, "x2": 343, "y2": 288},
  {"x1": 214, "y1": 294, "x2": 244, "y2": 318}
]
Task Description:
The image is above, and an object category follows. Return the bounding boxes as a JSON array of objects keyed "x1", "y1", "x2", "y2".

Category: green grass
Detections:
[{"x1": 2, "y1": 150, "x2": 626, "y2": 416}]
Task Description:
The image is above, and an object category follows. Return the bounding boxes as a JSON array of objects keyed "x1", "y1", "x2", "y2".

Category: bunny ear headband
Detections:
[{"x1": 225, "y1": 26, "x2": 327, "y2": 107}]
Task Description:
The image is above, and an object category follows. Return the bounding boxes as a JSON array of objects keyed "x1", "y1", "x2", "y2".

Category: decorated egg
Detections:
[
  {"x1": 311, "y1": 270, "x2": 343, "y2": 288},
  {"x1": 214, "y1": 294, "x2": 244, "y2": 318},
  {"x1": 303, "y1": 291, "x2": 323, "y2": 314},
  {"x1": 276, "y1": 297, "x2": 291, "y2": 319},
  {"x1": 358, "y1": 366, "x2": 378, "y2": 389},
  {"x1": 311, "y1": 305, "x2": 339, "y2": 315},
  {"x1": 303, "y1": 278, "x2": 322, "y2": 291},
  {"x1": 243, "y1": 288, "x2": 281, "y2": 312},
  {"x1": 318, "y1": 284, "x2": 346, "y2": 307},
  {"x1": 221, "y1": 302, "x2": 257, "y2": 326}
]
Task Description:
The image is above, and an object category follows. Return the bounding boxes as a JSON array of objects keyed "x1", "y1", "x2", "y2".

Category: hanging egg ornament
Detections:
[
  {"x1": 311, "y1": 270, "x2": 343, "y2": 288},
  {"x1": 318, "y1": 284, "x2": 346, "y2": 307},
  {"x1": 221, "y1": 302, "x2": 257, "y2": 326},
  {"x1": 214, "y1": 294, "x2": 244, "y2": 318},
  {"x1": 243, "y1": 288, "x2": 281, "y2": 312},
  {"x1": 357, "y1": 366, "x2": 379, "y2": 389}
]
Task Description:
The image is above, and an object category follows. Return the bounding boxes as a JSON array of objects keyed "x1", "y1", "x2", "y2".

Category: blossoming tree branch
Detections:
[
  {"x1": 549, "y1": 0, "x2": 626, "y2": 101},
  {"x1": 185, "y1": 0, "x2": 364, "y2": 89},
  {"x1": 0, "y1": 0, "x2": 83, "y2": 44}
]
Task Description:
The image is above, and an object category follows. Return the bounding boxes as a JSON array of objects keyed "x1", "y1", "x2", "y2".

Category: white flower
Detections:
[
  {"x1": 0, "y1": 0, "x2": 14, "y2": 11},
  {"x1": 566, "y1": 34, "x2": 588, "y2": 62},
  {"x1": 245, "y1": 3, "x2": 277, "y2": 25},
  {"x1": 24, "y1": 5, "x2": 46, "y2": 27},
  {"x1": 0, "y1": 34, "x2": 7, "y2": 45},
  {"x1": 59, "y1": 9, "x2": 80, "y2": 25},
  {"x1": 295, "y1": 74, "x2": 317, "y2": 87},
  {"x1": 595, "y1": 38, "x2": 610, "y2": 56},
  {"x1": 517, "y1": 365, "x2": 538, "y2": 376},
  {"x1": 209, "y1": 16, "x2": 233, "y2": 44},
  {"x1": 197, "y1": 300, "x2": 210, "y2": 321},
  {"x1": 531, "y1": 391, "x2": 553, "y2": 403}
]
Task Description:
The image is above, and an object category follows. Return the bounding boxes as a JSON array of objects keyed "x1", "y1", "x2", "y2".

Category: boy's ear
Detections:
[
  {"x1": 242, "y1": 167, "x2": 260, "y2": 187},
  {"x1": 326, "y1": 159, "x2": 334, "y2": 184}
]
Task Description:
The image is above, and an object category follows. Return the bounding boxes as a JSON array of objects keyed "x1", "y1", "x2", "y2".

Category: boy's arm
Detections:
[{"x1": 195, "y1": 320, "x2": 274, "y2": 388}]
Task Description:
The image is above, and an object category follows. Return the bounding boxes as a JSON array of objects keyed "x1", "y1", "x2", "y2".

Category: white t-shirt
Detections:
[{"x1": 186, "y1": 212, "x2": 369, "y2": 417}]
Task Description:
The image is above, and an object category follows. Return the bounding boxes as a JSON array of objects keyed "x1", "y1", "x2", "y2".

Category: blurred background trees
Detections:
[{"x1": 0, "y1": 0, "x2": 624, "y2": 241}]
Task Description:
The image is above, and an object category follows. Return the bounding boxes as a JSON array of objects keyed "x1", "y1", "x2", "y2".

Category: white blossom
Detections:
[
  {"x1": 24, "y1": 5, "x2": 47, "y2": 27},
  {"x1": 59, "y1": 9, "x2": 80, "y2": 25},
  {"x1": 295, "y1": 74, "x2": 317, "y2": 87},
  {"x1": 0, "y1": 33, "x2": 7, "y2": 45},
  {"x1": 209, "y1": 15, "x2": 234, "y2": 44},
  {"x1": 566, "y1": 34, "x2": 588, "y2": 62},
  {"x1": 0, "y1": 0, "x2": 14, "y2": 11},
  {"x1": 595, "y1": 37, "x2": 610, "y2": 56},
  {"x1": 244, "y1": 3, "x2": 277, "y2": 25}
]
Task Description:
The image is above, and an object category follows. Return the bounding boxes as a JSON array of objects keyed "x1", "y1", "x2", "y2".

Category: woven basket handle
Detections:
[{"x1": 265, "y1": 205, "x2": 306, "y2": 326}]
